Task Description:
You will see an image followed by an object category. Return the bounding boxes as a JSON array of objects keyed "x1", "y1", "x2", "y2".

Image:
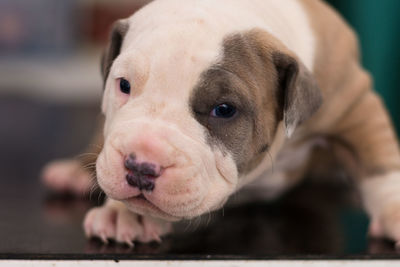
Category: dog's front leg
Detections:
[
  {"x1": 362, "y1": 172, "x2": 400, "y2": 244},
  {"x1": 41, "y1": 117, "x2": 104, "y2": 195},
  {"x1": 84, "y1": 198, "x2": 172, "y2": 246},
  {"x1": 334, "y1": 90, "x2": 400, "y2": 243}
]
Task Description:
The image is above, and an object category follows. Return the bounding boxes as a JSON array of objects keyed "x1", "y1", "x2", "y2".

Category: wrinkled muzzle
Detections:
[{"x1": 96, "y1": 118, "x2": 238, "y2": 221}]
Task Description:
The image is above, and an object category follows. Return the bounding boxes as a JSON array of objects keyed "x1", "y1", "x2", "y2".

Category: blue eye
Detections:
[
  {"x1": 119, "y1": 78, "x2": 131, "y2": 94},
  {"x1": 211, "y1": 103, "x2": 237, "y2": 118}
]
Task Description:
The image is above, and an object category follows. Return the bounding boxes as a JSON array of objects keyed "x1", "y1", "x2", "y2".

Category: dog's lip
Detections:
[{"x1": 124, "y1": 193, "x2": 180, "y2": 220}]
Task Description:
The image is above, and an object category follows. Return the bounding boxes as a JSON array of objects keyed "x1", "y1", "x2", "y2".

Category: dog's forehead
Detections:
[
  {"x1": 119, "y1": 27, "x2": 223, "y2": 102},
  {"x1": 123, "y1": 0, "x2": 315, "y2": 69},
  {"x1": 127, "y1": 30, "x2": 220, "y2": 98},
  {"x1": 114, "y1": 0, "x2": 315, "y2": 101}
]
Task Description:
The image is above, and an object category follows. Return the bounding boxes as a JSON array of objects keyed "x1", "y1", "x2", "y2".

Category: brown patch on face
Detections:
[
  {"x1": 190, "y1": 29, "x2": 322, "y2": 175},
  {"x1": 190, "y1": 31, "x2": 281, "y2": 174}
]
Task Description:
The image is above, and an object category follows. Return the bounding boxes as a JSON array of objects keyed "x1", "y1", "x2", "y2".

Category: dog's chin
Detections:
[{"x1": 121, "y1": 194, "x2": 182, "y2": 221}]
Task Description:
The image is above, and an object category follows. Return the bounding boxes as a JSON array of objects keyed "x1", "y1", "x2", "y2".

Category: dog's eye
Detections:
[
  {"x1": 119, "y1": 78, "x2": 131, "y2": 94},
  {"x1": 211, "y1": 103, "x2": 237, "y2": 118}
]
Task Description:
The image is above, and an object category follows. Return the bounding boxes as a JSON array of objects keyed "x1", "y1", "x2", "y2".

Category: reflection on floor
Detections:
[{"x1": 0, "y1": 95, "x2": 397, "y2": 258}]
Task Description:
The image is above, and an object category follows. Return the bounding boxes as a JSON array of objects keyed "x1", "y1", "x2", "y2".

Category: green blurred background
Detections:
[{"x1": 328, "y1": 0, "x2": 400, "y2": 137}]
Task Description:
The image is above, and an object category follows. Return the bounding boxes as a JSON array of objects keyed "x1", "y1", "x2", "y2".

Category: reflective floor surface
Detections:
[{"x1": 0, "y1": 95, "x2": 398, "y2": 259}]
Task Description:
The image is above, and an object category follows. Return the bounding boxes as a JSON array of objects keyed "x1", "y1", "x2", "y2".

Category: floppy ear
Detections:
[
  {"x1": 101, "y1": 19, "x2": 130, "y2": 86},
  {"x1": 273, "y1": 52, "x2": 322, "y2": 137}
]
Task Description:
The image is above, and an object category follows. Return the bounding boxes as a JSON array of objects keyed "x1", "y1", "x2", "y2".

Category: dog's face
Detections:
[{"x1": 96, "y1": 9, "x2": 321, "y2": 221}]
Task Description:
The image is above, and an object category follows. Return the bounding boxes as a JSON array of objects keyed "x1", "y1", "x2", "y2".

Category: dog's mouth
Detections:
[
  {"x1": 128, "y1": 193, "x2": 152, "y2": 204},
  {"x1": 135, "y1": 194, "x2": 146, "y2": 200},
  {"x1": 124, "y1": 193, "x2": 180, "y2": 221}
]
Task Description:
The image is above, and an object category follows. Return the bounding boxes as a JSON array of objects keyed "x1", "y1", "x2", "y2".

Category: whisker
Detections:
[
  {"x1": 193, "y1": 216, "x2": 201, "y2": 231},
  {"x1": 89, "y1": 186, "x2": 96, "y2": 201},
  {"x1": 76, "y1": 152, "x2": 100, "y2": 158},
  {"x1": 267, "y1": 150, "x2": 274, "y2": 175},
  {"x1": 183, "y1": 218, "x2": 192, "y2": 233},
  {"x1": 81, "y1": 163, "x2": 97, "y2": 171},
  {"x1": 88, "y1": 174, "x2": 99, "y2": 201},
  {"x1": 205, "y1": 207, "x2": 212, "y2": 227},
  {"x1": 75, "y1": 151, "x2": 99, "y2": 161},
  {"x1": 97, "y1": 190, "x2": 105, "y2": 205},
  {"x1": 87, "y1": 144, "x2": 103, "y2": 150}
]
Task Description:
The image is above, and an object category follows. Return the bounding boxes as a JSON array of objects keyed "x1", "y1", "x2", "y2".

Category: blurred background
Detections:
[
  {"x1": 0, "y1": 0, "x2": 398, "y2": 256},
  {"x1": 0, "y1": 0, "x2": 151, "y2": 104},
  {"x1": 0, "y1": 0, "x2": 398, "y2": 132}
]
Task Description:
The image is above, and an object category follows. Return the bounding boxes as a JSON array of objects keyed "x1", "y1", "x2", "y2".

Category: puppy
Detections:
[{"x1": 42, "y1": 0, "x2": 400, "y2": 246}]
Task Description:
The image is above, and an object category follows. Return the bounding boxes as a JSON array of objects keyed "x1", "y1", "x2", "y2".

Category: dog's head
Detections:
[{"x1": 96, "y1": 5, "x2": 321, "y2": 221}]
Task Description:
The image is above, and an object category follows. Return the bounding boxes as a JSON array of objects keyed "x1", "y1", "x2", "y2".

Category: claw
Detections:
[
  {"x1": 124, "y1": 236, "x2": 135, "y2": 248},
  {"x1": 83, "y1": 201, "x2": 171, "y2": 246},
  {"x1": 152, "y1": 233, "x2": 162, "y2": 243},
  {"x1": 85, "y1": 230, "x2": 92, "y2": 238},
  {"x1": 99, "y1": 233, "x2": 109, "y2": 244},
  {"x1": 368, "y1": 219, "x2": 384, "y2": 237}
]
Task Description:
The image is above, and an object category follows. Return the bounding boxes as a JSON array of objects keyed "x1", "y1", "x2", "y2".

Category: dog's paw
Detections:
[
  {"x1": 41, "y1": 159, "x2": 93, "y2": 195},
  {"x1": 83, "y1": 200, "x2": 172, "y2": 246},
  {"x1": 368, "y1": 202, "x2": 400, "y2": 247},
  {"x1": 362, "y1": 172, "x2": 400, "y2": 247}
]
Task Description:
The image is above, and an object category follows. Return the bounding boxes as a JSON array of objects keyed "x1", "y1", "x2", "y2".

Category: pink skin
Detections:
[{"x1": 83, "y1": 200, "x2": 172, "y2": 247}]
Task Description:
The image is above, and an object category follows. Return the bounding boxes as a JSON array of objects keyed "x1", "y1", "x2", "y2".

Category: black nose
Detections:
[{"x1": 124, "y1": 154, "x2": 160, "y2": 191}]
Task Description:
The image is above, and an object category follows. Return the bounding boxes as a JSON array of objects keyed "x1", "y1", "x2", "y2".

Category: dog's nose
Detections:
[{"x1": 124, "y1": 153, "x2": 161, "y2": 191}]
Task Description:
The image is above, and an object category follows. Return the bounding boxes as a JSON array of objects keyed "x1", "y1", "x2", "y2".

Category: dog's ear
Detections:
[
  {"x1": 273, "y1": 52, "x2": 322, "y2": 137},
  {"x1": 101, "y1": 19, "x2": 129, "y2": 86}
]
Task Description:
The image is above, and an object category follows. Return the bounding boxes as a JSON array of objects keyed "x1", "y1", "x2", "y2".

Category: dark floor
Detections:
[{"x1": 0, "y1": 94, "x2": 399, "y2": 260}]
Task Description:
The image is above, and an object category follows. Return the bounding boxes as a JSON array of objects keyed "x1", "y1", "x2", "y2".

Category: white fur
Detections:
[
  {"x1": 361, "y1": 171, "x2": 400, "y2": 218},
  {"x1": 92, "y1": 0, "x2": 317, "y2": 244},
  {"x1": 124, "y1": 0, "x2": 315, "y2": 71},
  {"x1": 361, "y1": 171, "x2": 400, "y2": 241},
  {"x1": 83, "y1": 199, "x2": 172, "y2": 246}
]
